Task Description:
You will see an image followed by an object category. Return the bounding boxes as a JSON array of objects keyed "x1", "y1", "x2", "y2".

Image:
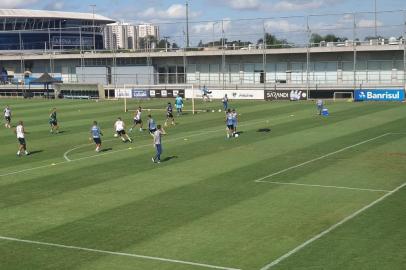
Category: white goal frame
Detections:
[
  {"x1": 121, "y1": 84, "x2": 196, "y2": 114},
  {"x1": 333, "y1": 91, "x2": 354, "y2": 101}
]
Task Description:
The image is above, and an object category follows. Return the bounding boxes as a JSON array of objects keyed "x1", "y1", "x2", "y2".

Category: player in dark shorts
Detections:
[
  {"x1": 49, "y1": 108, "x2": 59, "y2": 134},
  {"x1": 165, "y1": 102, "x2": 175, "y2": 127},
  {"x1": 225, "y1": 109, "x2": 234, "y2": 139},
  {"x1": 4, "y1": 105, "x2": 11, "y2": 128},
  {"x1": 130, "y1": 107, "x2": 143, "y2": 132},
  {"x1": 90, "y1": 121, "x2": 103, "y2": 152}
]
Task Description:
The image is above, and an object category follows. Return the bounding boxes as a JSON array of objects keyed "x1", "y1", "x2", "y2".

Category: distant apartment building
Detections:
[
  {"x1": 136, "y1": 24, "x2": 160, "y2": 39},
  {"x1": 104, "y1": 22, "x2": 137, "y2": 50}
]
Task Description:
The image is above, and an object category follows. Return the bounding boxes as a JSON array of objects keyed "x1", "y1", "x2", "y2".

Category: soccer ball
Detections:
[
  {"x1": 212, "y1": 110, "x2": 215, "y2": 113},
  {"x1": 218, "y1": 109, "x2": 222, "y2": 112},
  {"x1": 114, "y1": 133, "x2": 118, "y2": 138},
  {"x1": 234, "y1": 133, "x2": 239, "y2": 138}
]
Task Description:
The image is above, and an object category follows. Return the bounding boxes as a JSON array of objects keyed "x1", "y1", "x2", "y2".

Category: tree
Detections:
[
  {"x1": 258, "y1": 33, "x2": 287, "y2": 48},
  {"x1": 172, "y1": 42, "x2": 179, "y2": 49},
  {"x1": 310, "y1": 33, "x2": 347, "y2": 45},
  {"x1": 198, "y1": 40, "x2": 204, "y2": 48}
]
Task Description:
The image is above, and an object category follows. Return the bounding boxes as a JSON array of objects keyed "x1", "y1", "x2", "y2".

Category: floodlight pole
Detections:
[
  {"x1": 306, "y1": 16, "x2": 310, "y2": 97},
  {"x1": 353, "y1": 13, "x2": 357, "y2": 89},
  {"x1": 185, "y1": 0, "x2": 189, "y2": 48},
  {"x1": 374, "y1": 0, "x2": 377, "y2": 38},
  {"x1": 90, "y1": 4, "x2": 96, "y2": 51}
]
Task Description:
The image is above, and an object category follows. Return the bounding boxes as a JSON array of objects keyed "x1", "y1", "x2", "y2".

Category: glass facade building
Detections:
[{"x1": 0, "y1": 9, "x2": 114, "y2": 50}]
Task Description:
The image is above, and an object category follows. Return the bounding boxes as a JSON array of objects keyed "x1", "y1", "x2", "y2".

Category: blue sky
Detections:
[{"x1": 1, "y1": 0, "x2": 405, "y2": 44}]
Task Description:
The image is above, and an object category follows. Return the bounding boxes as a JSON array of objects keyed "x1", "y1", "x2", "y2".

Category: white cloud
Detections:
[
  {"x1": 0, "y1": 0, "x2": 38, "y2": 8},
  {"x1": 273, "y1": 0, "x2": 328, "y2": 11},
  {"x1": 357, "y1": 19, "x2": 383, "y2": 28},
  {"x1": 44, "y1": 1, "x2": 65, "y2": 10},
  {"x1": 225, "y1": 0, "x2": 260, "y2": 10},
  {"x1": 192, "y1": 19, "x2": 231, "y2": 34},
  {"x1": 223, "y1": 0, "x2": 332, "y2": 12},
  {"x1": 264, "y1": 19, "x2": 304, "y2": 32},
  {"x1": 138, "y1": 4, "x2": 200, "y2": 20}
]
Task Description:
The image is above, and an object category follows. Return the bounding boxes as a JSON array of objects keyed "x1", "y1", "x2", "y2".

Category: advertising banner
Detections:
[
  {"x1": 114, "y1": 89, "x2": 132, "y2": 98},
  {"x1": 185, "y1": 89, "x2": 264, "y2": 100},
  {"x1": 354, "y1": 89, "x2": 405, "y2": 101},
  {"x1": 149, "y1": 89, "x2": 185, "y2": 98},
  {"x1": 264, "y1": 90, "x2": 308, "y2": 101},
  {"x1": 131, "y1": 89, "x2": 149, "y2": 99}
]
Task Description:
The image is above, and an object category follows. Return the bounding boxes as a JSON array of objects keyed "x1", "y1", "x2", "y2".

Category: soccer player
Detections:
[
  {"x1": 222, "y1": 94, "x2": 229, "y2": 111},
  {"x1": 225, "y1": 109, "x2": 234, "y2": 139},
  {"x1": 147, "y1": 114, "x2": 157, "y2": 134},
  {"x1": 175, "y1": 94, "x2": 183, "y2": 116},
  {"x1": 232, "y1": 108, "x2": 238, "y2": 135},
  {"x1": 165, "y1": 102, "x2": 175, "y2": 127},
  {"x1": 130, "y1": 106, "x2": 143, "y2": 132},
  {"x1": 152, "y1": 124, "x2": 166, "y2": 163},
  {"x1": 202, "y1": 85, "x2": 212, "y2": 102},
  {"x1": 4, "y1": 105, "x2": 11, "y2": 128},
  {"x1": 316, "y1": 99, "x2": 324, "y2": 115},
  {"x1": 49, "y1": 108, "x2": 59, "y2": 134},
  {"x1": 114, "y1": 117, "x2": 132, "y2": 142},
  {"x1": 15, "y1": 121, "x2": 29, "y2": 156},
  {"x1": 90, "y1": 121, "x2": 103, "y2": 152}
]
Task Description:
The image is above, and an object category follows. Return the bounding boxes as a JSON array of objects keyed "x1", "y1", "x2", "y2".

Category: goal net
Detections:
[
  {"x1": 333, "y1": 91, "x2": 354, "y2": 101},
  {"x1": 118, "y1": 84, "x2": 204, "y2": 114}
]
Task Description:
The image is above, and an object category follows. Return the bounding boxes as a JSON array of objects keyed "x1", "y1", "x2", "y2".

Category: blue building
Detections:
[{"x1": 0, "y1": 9, "x2": 115, "y2": 50}]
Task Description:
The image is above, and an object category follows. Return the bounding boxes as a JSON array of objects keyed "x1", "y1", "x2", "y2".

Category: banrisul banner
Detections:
[
  {"x1": 264, "y1": 90, "x2": 308, "y2": 101},
  {"x1": 354, "y1": 89, "x2": 405, "y2": 101},
  {"x1": 131, "y1": 89, "x2": 149, "y2": 99}
]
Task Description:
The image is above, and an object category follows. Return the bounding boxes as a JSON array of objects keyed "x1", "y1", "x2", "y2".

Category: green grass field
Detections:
[{"x1": 0, "y1": 98, "x2": 405, "y2": 270}]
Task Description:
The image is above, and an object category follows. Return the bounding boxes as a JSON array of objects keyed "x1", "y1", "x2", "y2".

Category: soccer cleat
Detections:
[
  {"x1": 25, "y1": 151, "x2": 29, "y2": 155},
  {"x1": 157, "y1": 160, "x2": 161, "y2": 164},
  {"x1": 151, "y1": 157, "x2": 155, "y2": 163},
  {"x1": 139, "y1": 128, "x2": 143, "y2": 132}
]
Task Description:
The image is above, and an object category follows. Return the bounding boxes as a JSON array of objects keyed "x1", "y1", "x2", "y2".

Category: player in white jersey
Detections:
[
  {"x1": 4, "y1": 105, "x2": 11, "y2": 128},
  {"x1": 114, "y1": 117, "x2": 132, "y2": 142},
  {"x1": 15, "y1": 121, "x2": 29, "y2": 156},
  {"x1": 130, "y1": 107, "x2": 143, "y2": 132}
]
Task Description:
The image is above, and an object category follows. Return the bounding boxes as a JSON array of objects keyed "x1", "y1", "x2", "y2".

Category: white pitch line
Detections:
[
  {"x1": 259, "y1": 181, "x2": 406, "y2": 270},
  {"x1": 1, "y1": 117, "x2": 272, "y2": 177},
  {"x1": 257, "y1": 181, "x2": 391, "y2": 193},
  {"x1": 63, "y1": 117, "x2": 274, "y2": 162},
  {"x1": 0, "y1": 236, "x2": 240, "y2": 270},
  {"x1": 254, "y1": 133, "x2": 391, "y2": 183}
]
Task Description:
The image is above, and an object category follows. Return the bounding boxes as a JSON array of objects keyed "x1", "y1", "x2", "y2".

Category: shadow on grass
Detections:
[
  {"x1": 257, "y1": 128, "x2": 271, "y2": 133},
  {"x1": 100, "y1": 148, "x2": 112, "y2": 152},
  {"x1": 162, "y1": 155, "x2": 178, "y2": 162},
  {"x1": 29, "y1": 150, "x2": 44, "y2": 155}
]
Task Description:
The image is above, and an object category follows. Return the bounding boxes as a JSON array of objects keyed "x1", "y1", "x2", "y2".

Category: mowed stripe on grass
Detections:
[{"x1": 0, "y1": 99, "x2": 405, "y2": 270}]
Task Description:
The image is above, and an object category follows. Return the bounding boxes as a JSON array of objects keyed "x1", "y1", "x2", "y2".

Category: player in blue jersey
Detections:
[
  {"x1": 202, "y1": 85, "x2": 212, "y2": 102},
  {"x1": 175, "y1": 95, "x2": 183, "y2": 116},
  {"x1": 225, "y1": 109, "x2": 234, "y2": 139},
  {"x1": 165, "y1": 102, "x2": 175, "y2": 127},
  {"x1": 90, "y1": 121, "x2": 103, "y2": 152},
  {"x1": 231, "y1": 108, "x2": 238, "y2": 135},
  {"x1": 316, "y1": 99, "x2": 324, "y2": 115},
  {"x1": 147, "y1": 114, "x2": 157, "y2": 134}
]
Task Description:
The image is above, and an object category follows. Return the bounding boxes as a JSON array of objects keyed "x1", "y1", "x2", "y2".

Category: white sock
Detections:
[{"x1": 17, "y1": 151, "x2": 20, "y2": 155}]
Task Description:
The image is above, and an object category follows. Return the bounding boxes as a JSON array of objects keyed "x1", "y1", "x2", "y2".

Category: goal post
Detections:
[
  {"x1": 120, "y1": 84, "x2": 199, "y2": 114},
  {"x1": 333, "y1": 91, "x2": 354, "y2": 101}
]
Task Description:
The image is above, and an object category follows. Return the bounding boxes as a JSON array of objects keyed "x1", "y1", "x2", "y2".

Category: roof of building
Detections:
[{"x1": 0, "y1": 9, "x2": 115, "y2": 23}]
